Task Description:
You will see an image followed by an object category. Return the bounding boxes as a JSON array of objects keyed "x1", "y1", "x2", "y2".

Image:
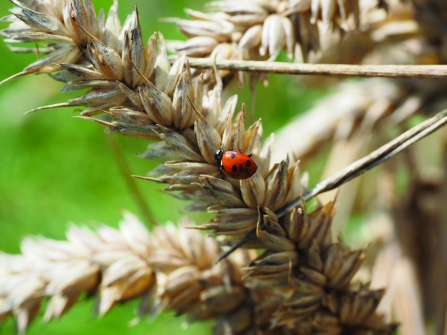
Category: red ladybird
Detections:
[{"x1": 214, "y1": 149, "x2": 258, "y2": 180}]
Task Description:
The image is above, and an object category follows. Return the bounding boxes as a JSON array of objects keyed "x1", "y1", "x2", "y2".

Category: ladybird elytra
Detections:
[{"x1": 213, "y1": 149, "x2": 258, "y2": 180}]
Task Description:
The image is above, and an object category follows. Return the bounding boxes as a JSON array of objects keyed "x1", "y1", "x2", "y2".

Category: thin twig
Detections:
[
  {"x1": 183, "y1": 58, "x2": 447, "y2": 80},
  {"x1": 276, "y1": 108, "x2": 447, "y2": 217},
  {"x1": 216, "y1": 109, "x2": 447, "y2": 263},
  {"x1": 106, "y1": 134, "x2": 157, "y2": 227}
]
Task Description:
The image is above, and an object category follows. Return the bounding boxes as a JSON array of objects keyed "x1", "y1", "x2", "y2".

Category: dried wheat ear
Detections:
[
  {"x1": 167, "y1": 0, "x2": 366, "y2": 62},
  {"x1": 0, "y1": 210, "x2": 396, "y2": 335},
  {"x1": 0, "y1": 0, "x2": 395, "y2": 334}
]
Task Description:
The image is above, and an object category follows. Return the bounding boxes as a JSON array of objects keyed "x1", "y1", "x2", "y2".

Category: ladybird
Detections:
[{"x1": 214, "y1": 149, "x2": 258, "y2": 180}]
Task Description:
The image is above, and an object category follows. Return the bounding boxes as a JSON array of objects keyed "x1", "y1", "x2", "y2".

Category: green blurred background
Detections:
[{"x1": 0, "y1": 0, "x2": 328, "y2": 334}]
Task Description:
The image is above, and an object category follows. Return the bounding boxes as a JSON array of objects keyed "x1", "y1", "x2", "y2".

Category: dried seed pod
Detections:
[
  {"x1": 204, "y1": 207, "x2": 258, "y2": 235},
  {"x1": 264, "y1": 160, "x2": 288, "y2": 210},
  {"x1": 323, "y1": 244, "x2": 343, "y2": 280},
  {"x1": 221, "y1": 106, "x2": 247, "y2": 152},
  {"x1": 284, "y1": 162, "x2": 305, "y2": 205},
  {"x1": 261, "y1": 15, "x2": 285, "y2": 60},
  {"x1": 281, "y1": 16, "x2": 295, "y2": 59},
  {"x1": 256, "y1": 225, "x2": 295, "y2": 252},
  {"x1": 88, "y1": 40, "x2": 124, "y2": 81},
  {"x1": 298, "y1": 204, "x2": 332, "y2": 250},
  {"x1": 263, "y1": 213, "x2": 287, "y2": 237},
  {"x1": 162, "y1": 279, "x2": 202, "y2": 311},
  {"x1": 283, "y1": 207, "x2": 304, "y2": 242},
  {"x1": 215, "y1": 2, "x2": 268, "y2": 27},
  {"x1": 176, "y1": 36, "x2": 219, "y2": 57},
  {"x1": 106, "y1": 107, "x2": 153, "y2": 125},
  {"x1": 321, "y1": 0, "x2": 336, "y2": 23},
  {"x1": 194, "y1": 111, "x2": 222, "y2": 164},
  {"x1": 165, "y1": 161, "x2": 218, "y2": 174},
  {"x1": 239, "y1": 25, "x2": 263, "y2": 51},
  {"x1": 244, "y1": 119, "x2": 263, "y2": 158},
  {"x1": 192, "y1": 74, "x2": 204, "y2": 111},
  {"x1": 307, "y1": 240, "x2": 324, "y2": 272},
  {"x1": 328, "y1": 250, "x2": 366, "y2": 289},
  {"x1": 213, "y1": 94, "x2": 238, "y2": 134},
  {"x1": 257, "y1": 133, "x2": 274, "y2": 178},
  {"x1": 312, "y1": 202, "x2": 336, "y2": 248},
  {"x1": 122, "y1": 23, "x2": 146, "y2": 88},
  {"x1": 69, "y1": 87, "x2": 126, "y2": 110},
  {"x1": 246, "y1": 251, "x2": 298, "y2": 275},
  {"x1": 107, "y1": 122, "x2": 162, "y2": 140},
  {"x1": 300, "y1": 266, "x2": 327, "y2": 286},
  {"x1": 240, "y1": 172, "x2": 266, "y2": 208},
  {"x1": 0, "y1": 266, "x2": 45, "y2": 333},
  {"x1": 174, "y1": 18, "x2": 233, "y2": 42},
  {"x1": 201, "y1": 285, "x2": 245, "y2": 314},
  {"x1": 144, "y1": 33, "x2": 157, "y2": 78},
  {"x1": 292, "y1": 277, "x2": 324, "y2": 296},
  {"x1": 118, "y1": 83, "x2": 144, "y2": 109},
  {"x1": 313, "y1": 310, "x2": 342, "y2": 332},
  {"x1": 43, "y1": 294, "x2": 78, "y2": 321},
  {"x1": 213, "y1": 304, "x2": 253, "y2": 335},
  {"x1": 163, "y1": 53, "x2": 185, "y2": 97},
  {"x1": 322, "y1": 293, "x2": 339, "y2": 315},
  {"x1": 283, "y1": 293, "x2": 323, "y2": 309},
  {"x1": 99, "y1": 264, "x2": 155, "y2": 315},
  {"x1": 155, "y1": 32, "x2": 171, "y2": 90},
  {"x1": 15, "y1": 8, "x2": 66, "y2": 35},
  {"x1": 355, "y1": 290, "x2": 385, "y2": 323},
  {"x1": 154, "y1": 126, "x2": 204, "y2": 162},
  {"x1": 44, "y1": 261, "x2": 99, "y2": 298},
  {"x1": 172, "y1": 69, "x2": 195, "y2": 129},
  {"x1": 139, "y1": 82, "x2": 174, "y2": 126},
  {"x1": 60, "y1": 63, "x2": 104, "y2": 80},
  {"x1": 199, "y1": 176, "x2": 246, "y2": 208},
  {"x1": 25, "y1": 44, "x2": 82, "y2": 74}
]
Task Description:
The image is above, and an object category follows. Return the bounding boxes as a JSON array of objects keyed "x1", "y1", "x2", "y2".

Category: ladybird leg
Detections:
[{"x1": 247, "y1": 153, "x2": 252, "y2": 158}]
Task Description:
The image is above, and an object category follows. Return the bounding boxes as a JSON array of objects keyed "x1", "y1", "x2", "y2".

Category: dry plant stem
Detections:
[
  {"x1": 185, "y1": 59, "x2": 447, "y2": 79},
  {"x1": 278, "y1": 108, "x2": 447, "y2": 216},
  {"x1": 217, "y1": 109, "x2": 447, "y2": 263},
  {"x1": 106, "y1": 134, "x2": 156, "y2": 227}
]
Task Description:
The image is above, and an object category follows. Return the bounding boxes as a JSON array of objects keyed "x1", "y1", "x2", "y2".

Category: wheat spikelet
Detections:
[
  {"x1": 246, "y1": 202, "x2": 397, "y2": 334},
  {"x1": 0, "y1": 214, "x2": 245, "y2": 333},
  {"x1": 167, "y1": 0, "x2": 369, "y2": 63},
  {"x1": 162, "y1": 0, "x2": 384, "y2": 87},
  {"x1": 0, "y1": 205, "x2": 396, "y2": 335}
]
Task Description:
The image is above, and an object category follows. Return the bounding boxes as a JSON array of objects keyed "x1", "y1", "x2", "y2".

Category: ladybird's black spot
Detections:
[
  {"x1": 232, "y1": 165, "x2": 237, "y2": 173},
  {"x1": 246, "y1": 160, "x2": 251, "y2": 167},
  {"x1": 230, "y1": 153, "x2": 236, "y2": 159}
]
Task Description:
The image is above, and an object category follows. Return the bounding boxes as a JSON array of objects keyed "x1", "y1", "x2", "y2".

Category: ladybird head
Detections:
[{"x1": 214, "y1": 149, "x2": 224, "y2": 165}]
